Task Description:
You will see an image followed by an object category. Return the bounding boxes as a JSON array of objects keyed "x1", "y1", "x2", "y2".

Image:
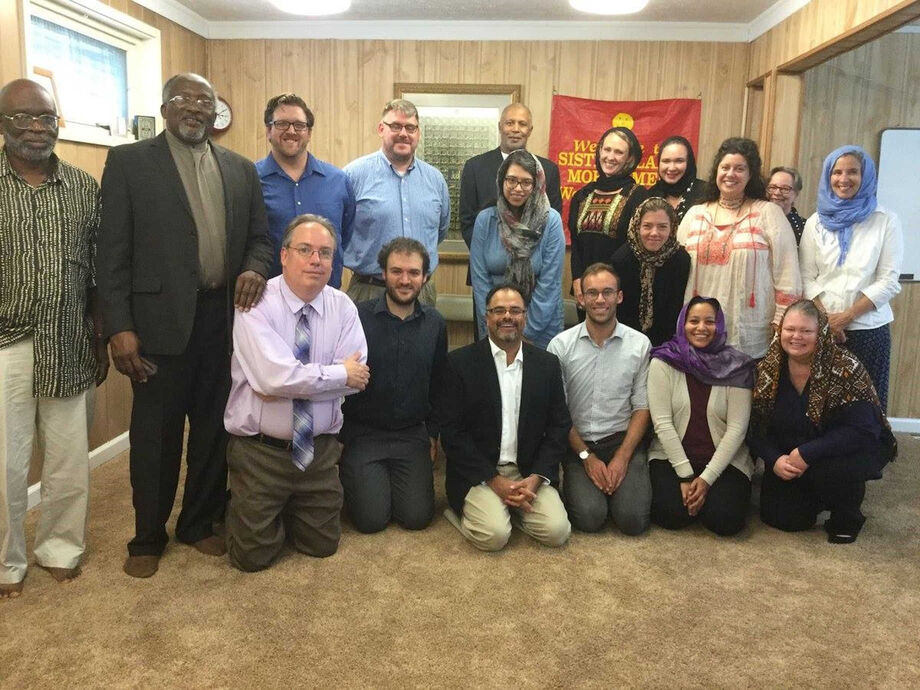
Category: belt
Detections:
[
  {"x1": 244, "y1": 433, "x2": 293, "y2": 451},
  {"x1": 352, "y1": 274, "x2": 386, "y2": 287}
]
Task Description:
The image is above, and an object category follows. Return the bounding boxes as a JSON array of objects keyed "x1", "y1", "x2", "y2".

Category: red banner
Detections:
[{"x1": 549, "y1": 95, "x2": 702, "y2": 241}]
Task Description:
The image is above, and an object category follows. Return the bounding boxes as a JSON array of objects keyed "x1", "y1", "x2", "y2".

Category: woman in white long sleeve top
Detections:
[{"x1": 799, "y1": 145, "x2": 903, "y2": 411}]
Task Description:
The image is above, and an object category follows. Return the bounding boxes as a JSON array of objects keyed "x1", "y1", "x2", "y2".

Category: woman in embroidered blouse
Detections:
[
  {"x1": 569, "y1": 126, "x2": 649, "y2": 309},
  {"x1": 747, "y1": 300, "x2": 895, "y2": 544},
  {"x1": 798, "y1": 145, "x2": 903, "y2": 412},
  {"x1": 611, "y1": 197, "x2": 690, "y2": 346},
  {"x1": 470, "y1": 149, "x2": 564, "y2": 349},
  {"x1": 648, "y1": 297, "x2": 756, "y2": 536},
  {"x1": 677, "y1": 137, "x2": 802, "y2": 359},
  {"x1": 647, "y1": 135, "x2": 706, "y2": 223}
]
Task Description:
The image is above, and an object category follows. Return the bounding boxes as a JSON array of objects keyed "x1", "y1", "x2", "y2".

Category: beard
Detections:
[
  {"x1": 386, "y1": 283, "x2": 420, "y2": 306},
  {"x1": 177, "y1": 121, "x2": 208, "y2": 144},
  {"x1": 3, "y1": 133, "x2": 54, "y2": 162}
]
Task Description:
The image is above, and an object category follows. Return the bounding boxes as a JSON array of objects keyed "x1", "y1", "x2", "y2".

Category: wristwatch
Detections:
[{"x1": 578, "y1": 449, "x2": 590, "y2": 461}]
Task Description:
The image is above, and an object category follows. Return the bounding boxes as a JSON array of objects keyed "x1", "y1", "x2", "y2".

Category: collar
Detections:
[
  {"x1": 577, "y1": 320, "x2": 623, "y2": 345},
  {"x1": 372, "y1": 292, "x2": 423, "y2": 320},
  {"x1": 280, "y1": 277, "x2": 326, "y2": 317},
  {"x1": 164, "y1": 128, "x2": 209, "y2": 155},
  {"x1": 489, "y1": 337, "x2": 523, "y2": 365},
  {"x1": 376, "y1": 148, "x2": 415, "y2": 174},
  {"x1": 0, "y1": 147, "x2": 64, "y2": 185}
]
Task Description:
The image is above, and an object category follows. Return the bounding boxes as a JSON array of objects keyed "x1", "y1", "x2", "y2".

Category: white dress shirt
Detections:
[
  {"x1": 489, "y1": 338, "x2": 523, "y2": 465},
  {"x1": 799, "y1": 206, "x2": 903, "y2": 330}
]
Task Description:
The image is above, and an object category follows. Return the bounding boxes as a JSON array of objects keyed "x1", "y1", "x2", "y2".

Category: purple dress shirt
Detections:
[{"x1": 224, "y1": 276, "x2": 368, "y2": 440}]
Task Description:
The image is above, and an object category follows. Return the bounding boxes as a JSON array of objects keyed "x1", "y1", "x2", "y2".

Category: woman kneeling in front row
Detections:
[
  {"x1": 747, "y1": 299, "x2": 895, "y2": 543},
  {"x1": 648, "y1": 296, "x2": 757, "y2": 536}
]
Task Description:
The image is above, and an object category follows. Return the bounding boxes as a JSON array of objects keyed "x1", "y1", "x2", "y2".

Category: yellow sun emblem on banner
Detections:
[{"x1": 611, "y1": 112, "x2": 634, "y2": 129}]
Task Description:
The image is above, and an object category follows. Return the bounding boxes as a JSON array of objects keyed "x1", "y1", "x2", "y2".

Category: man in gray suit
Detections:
[{"x1": 97, "y1": 73, "x2": 272, "y2": 578}]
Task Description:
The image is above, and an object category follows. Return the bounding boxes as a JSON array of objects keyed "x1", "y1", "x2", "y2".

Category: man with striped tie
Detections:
[{"x1": 223, "y1": 214, "x2": 369, "y2": 572}]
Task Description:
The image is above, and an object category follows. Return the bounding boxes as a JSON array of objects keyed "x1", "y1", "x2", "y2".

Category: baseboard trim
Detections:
[
  {"x1": 890, "y1": 417, "x2": 920, "y2": 435},
  {"x1": 27, "y1": 431, "x2": 130, "y2": 511}
]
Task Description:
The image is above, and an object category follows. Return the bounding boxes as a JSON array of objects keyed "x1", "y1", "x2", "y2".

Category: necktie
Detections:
[{"x1": 292, "y1": 307, "x2": 314, "y2": 470}]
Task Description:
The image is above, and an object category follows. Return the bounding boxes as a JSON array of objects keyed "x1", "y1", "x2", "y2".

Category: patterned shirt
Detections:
[{"x1": 0, "y1": 148, "x2": 100, "y2": 397}]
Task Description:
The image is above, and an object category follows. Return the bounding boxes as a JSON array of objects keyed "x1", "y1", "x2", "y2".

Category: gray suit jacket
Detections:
[{"x1": 97, "y1": 132, "x2": 272, "y2": 354}]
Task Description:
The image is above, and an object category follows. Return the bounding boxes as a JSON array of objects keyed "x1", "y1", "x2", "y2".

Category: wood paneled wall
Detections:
[
  {"x1": 3, "y1": 0, "x2": 206, "y2": 462},
  {"x1": 748, "y1": 0, "x2": 920, "y2": 79},
  {"x1": 795, "y1": 31, "x2": 920, "y2": 418}
]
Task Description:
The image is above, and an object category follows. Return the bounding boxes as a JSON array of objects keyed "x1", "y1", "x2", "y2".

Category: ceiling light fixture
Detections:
[
  {"x1": 569, "y1": 0, "x2": 649, "y2": 15},
  {"x1": 268, "y1": 0, "x2": 351, "y2": 16}
]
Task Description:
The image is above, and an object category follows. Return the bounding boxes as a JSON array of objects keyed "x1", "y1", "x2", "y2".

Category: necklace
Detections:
[{"x1": 718, "y1": 196, "x2": 743, "y2": 210}]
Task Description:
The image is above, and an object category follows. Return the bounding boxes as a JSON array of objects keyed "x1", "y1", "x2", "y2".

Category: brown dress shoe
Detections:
[
  {"x1": 123, "y1": 555, "x2": 160, "y2": 578},
  {"x1": 191, "y1": 535, "x2": 227, "y2": 557}
]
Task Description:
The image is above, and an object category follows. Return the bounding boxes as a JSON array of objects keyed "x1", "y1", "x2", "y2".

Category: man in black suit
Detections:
[
  {"x1": 458, "y1": 103, "x2": 563, "y2": 335},
  {"x1": 441, "y1": 284, "x2": 571, "y2": 551},
  {"x1": 97, "y1": 73, "x2": 273, "y2": 578}
]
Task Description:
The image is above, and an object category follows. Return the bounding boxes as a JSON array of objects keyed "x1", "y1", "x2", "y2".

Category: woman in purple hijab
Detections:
[{"x1": 647, "y1": 296, "x2": 757, "y2": 535}]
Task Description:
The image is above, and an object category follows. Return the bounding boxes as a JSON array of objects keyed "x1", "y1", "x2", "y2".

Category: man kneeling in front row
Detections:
[
  {"x1": 441, "y1": 284, "x2": 571, "y2": 551},
  {"x1": 223, "y1": 214, "x2": 369, "y2": 571}
]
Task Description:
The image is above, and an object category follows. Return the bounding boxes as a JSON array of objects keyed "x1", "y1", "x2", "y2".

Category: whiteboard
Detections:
[{"x1": 878, "y1": 129, "x2": 919, "y2": 280}]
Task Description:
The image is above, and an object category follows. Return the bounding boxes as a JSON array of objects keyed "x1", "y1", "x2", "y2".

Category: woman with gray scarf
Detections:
[{"x1": 470, "y1": 149, "x2": 565, "y2": 349}]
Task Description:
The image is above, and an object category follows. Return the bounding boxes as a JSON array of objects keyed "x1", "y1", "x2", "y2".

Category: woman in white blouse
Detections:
[{"x1": 799, "y1": 145, "x2": 903, "y2": 411}]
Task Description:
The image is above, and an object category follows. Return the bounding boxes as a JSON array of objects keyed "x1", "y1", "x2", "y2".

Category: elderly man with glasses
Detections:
[
  {"x1": 256, "y1": 93, "x2": 355, "y2": 288},
  {"x1": 0, "y1": 79, "x2": 108, "y2": 598},
  {"x1": 343, "y1": 99, "x2": 450, "y2": 306},
  {"x1": 97, "y1": 73, "x2": 273, "y2": 578}
]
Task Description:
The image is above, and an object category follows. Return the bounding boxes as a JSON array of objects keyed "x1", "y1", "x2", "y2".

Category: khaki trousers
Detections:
[
  {"x1": 459, "y1": 463, "x2": 570, "y2": 552},
  {"x1": 0, "y1": 338, "x2": 91, "y2": 584},
  {"x1": 226, "y1": 434, "x2": 344, "y2": 572}
]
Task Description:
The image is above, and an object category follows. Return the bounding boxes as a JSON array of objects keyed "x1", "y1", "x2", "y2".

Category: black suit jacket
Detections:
[
  {"x1": 458, "y1": 147, "x2": 563, "y2": 248},
  {"x1": 440, "y1": 338, "x2": 571, "y2": 515},
  {"x1": 97, "y1": 132, "x2": 272, "y2": 354}
]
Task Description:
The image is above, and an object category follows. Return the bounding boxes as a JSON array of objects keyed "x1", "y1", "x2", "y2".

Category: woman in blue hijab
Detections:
[{"x1": 798, "y1": 145, "x2": 903, "y2": 411}]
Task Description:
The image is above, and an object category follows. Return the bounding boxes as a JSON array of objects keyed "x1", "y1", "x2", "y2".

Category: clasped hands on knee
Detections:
[{"x1": 488, "y1": 474, "x2": 541, "y2": 512}]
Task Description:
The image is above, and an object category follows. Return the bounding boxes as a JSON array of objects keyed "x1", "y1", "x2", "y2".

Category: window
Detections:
[{"x1": 24, "y1": 0, "x2": 162, "y2": 146}]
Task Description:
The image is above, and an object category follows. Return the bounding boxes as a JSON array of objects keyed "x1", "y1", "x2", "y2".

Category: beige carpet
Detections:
[{"x1": 4, "y1": 435, "x2": 920, "y2": 688}]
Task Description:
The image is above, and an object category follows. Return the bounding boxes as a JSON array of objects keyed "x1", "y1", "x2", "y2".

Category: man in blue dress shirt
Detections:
[
  {"x1": 255, "y1": 93, "x2": 355, "y2": 288},
  {"x1": 343, "y1": 99, "x2": 450, "y2": 305}
]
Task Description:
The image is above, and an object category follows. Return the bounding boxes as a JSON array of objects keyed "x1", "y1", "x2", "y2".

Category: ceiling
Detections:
[{"x1": 179, "y1": 0, "x2": 780, "y2": 23}]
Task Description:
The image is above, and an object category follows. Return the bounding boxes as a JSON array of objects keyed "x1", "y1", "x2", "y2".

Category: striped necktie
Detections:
[{"x1": 292, "y1": 306, "x2": 314, "y2": 470}]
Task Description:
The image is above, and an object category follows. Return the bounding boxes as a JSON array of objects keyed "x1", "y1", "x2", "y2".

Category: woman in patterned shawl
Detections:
[{"x1": 747, "y1": 299, "x2": 895, "y2": 544}]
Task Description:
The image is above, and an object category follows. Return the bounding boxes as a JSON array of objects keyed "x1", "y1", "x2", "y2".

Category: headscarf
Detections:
[
  {"x1": 652, "y1": 135, "x2": 698, "y2": 197},
  {"x1": 496, "y1": 150, "x2": 550, "y2": 302},
  {"x1": 626, "y1": 198, "x2": 681, "y2": 332},
  {"x1": 816, "y1": 145, "x2": 878, "y2": 266},
  {"x1": 650, "y1": 296, "x2": 756, "y2": 389},
  {"x1": 752, "y1": 301, "x2": 882, "y2": 429},
  {"x1": 593, "y1": 126, "x2": 642, "y2": 192}
]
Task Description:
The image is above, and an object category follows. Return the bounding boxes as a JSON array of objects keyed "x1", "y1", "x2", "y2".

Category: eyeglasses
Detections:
[
  {"x1": 486, "y1": 306, "x2": 525, "y2": 316},
  {"x1": 503, "y1": 176, "x2": 534, "y2": 191},
  {"x1": 583, "y1": 288, "x2": 619, "y2": 301},
  {"x1": 166, "y1": 95, "x2": 215, "y2": 109},
  {"x1": 766, "y1": 184, "x2": 795, "y2": 194},
  {"x1": 381, "y1": 121, "x2": 419, "y2": 134},
  {"x1": 271, "y1": 120, "x2": 311, "y2": 132},
  {"x1": 1, "y1": 113, "x2": 59, "y2": 130},
  {"x1": 286, "y1": 244, "x2": 334, "y2": 262}
]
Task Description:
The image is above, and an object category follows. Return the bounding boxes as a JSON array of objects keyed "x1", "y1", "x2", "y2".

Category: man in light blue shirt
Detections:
[
  {"x1": 343, "y1": 99, "x2": 450, "y2": 305},
  {"x1": 255, "y1": 93, "x2": 354, "y2": 288}
]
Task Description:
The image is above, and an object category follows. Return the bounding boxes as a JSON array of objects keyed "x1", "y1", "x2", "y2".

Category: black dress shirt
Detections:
[{"x1": 342, "y1": 294, "x2": 449, "y2": 437}]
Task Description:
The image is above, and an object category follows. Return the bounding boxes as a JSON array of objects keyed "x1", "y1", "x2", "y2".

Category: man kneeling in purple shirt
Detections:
[{"x1": 223, "y1": 213, "x2": 369, "y2": 571}]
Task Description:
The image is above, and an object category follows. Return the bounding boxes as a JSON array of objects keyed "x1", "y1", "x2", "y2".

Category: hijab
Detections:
[
  {"x1": 593, "y1": 126, "x2": 642, "y2": 192},
  {"x1": 650, "y1": 296, "x2": 756, "y2": 388},
  {"x1": 626, "y1": 198, "x2": 681, "y2": 332},
  {"x1": 496, "y1": 150, "x2": 550, "y2": 303},
  {"x1": 816, "y1": 145, "x2": 878, "y2": 266},
  {"x1": 652, "y1": 135, "x2": 698, "y2": 197},
  {"x1": 752, "y1": 301, "x2": 882, "y2": 428}
]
